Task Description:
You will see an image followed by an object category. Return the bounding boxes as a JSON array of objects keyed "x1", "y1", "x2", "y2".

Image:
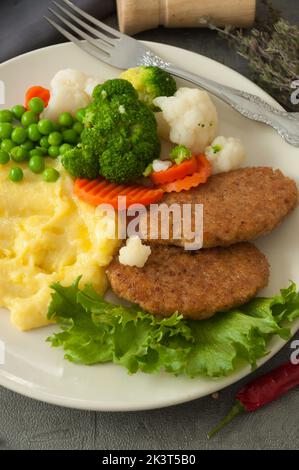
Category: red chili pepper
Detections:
[{"x1": 208, "y1": 362, "x2": 299, "y2": 439}]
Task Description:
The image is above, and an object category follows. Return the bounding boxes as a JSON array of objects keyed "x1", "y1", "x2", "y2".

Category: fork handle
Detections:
[{"x1": 166, "y1": 64, "x2": 299, "y2": 147}]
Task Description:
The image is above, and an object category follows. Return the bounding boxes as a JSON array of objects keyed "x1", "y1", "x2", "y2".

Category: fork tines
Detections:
[{"x1": 44, "y1": 0, "x2": 120, "y2": 61}]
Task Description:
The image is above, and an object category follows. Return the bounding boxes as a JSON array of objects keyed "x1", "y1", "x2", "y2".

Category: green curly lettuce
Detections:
[{"x1": 47, "y1": 280, "x2": 299, "y2": 378}]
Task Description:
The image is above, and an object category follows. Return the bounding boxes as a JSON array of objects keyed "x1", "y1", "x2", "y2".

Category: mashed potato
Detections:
[{"x1": 0, "y1": 163, "x2": 119, "y2": 331}]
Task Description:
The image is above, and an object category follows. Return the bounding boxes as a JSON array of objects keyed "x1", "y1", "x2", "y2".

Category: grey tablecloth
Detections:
[
  {"x1": 0, "y1": 0, "x2": 116, "y2": 63},
  {"x1": 0, "y1": 0, "x2": 298, "y2": 451}
]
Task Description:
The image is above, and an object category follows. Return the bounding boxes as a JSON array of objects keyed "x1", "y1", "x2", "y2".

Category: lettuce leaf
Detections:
[{"x1": 47, "y1": 280, "x2": 299, "y2": 378}]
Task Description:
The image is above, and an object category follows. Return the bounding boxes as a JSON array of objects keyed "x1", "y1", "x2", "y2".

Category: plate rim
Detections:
[{"x1": 0, "y1": 40, "x2": 297, "y2": 411}]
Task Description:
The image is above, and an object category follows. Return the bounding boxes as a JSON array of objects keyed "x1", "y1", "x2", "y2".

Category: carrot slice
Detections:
[
  {"x1": 161, "y1": 155, "x2": 212, "y2": 193},
  {"x1": 197, "y1": 154, "x2": 212, "y2": 176},
  {"x1": 25, "y1": 86, "x2": 51, "y2": 109},
  {"x1": 150, "y1": 155, "x2": 197, "y2": 185},
  {"x1": 74, "y1": 177, "x2": 164, "y2": 209}
]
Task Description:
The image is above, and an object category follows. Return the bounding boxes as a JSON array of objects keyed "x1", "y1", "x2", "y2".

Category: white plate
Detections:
[{"x1": 0, "y1": 41, "x2": 298, "y2": 411}]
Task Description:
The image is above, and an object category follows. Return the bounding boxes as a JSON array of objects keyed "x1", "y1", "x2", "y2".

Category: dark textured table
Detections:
[{"x1": 0, "y1": 0, "x2": 299, "y2": 450}]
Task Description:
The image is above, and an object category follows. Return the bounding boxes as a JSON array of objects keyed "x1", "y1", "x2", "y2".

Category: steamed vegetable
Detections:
[
  {"x1": 120, "y1": 66, "x2": 177, "y2": 109},
  {"x1": 0, "y1": 150, "x2": 10, "y2": 165},
  {"x1": 74, "y1": 177, "x2": 164, "y2": 209},
  {"x1": 9, "y1": 167, "x2": 23, "y2": 183},
  {"x1": 154, "y1": 88, "x2": 218, "y2": 154},
  {"x1": 119, "y1": 236, "x2": 151, "y2": 268},
  {"x1": 62, "y1": 79, "x2": 161, "y2": 184},
  {"x1": 161, "y1": 154, "x2": 212, "y2": 192},
  {"x1": 170, "y1": 145, "x2": 192, "y2": 165},
  {"x1": 0, "y1": 89, "x2": 81, "y2": 182},
  {"x1": 152, "y1": 159, "x2": 172, "y2": 173},
  {"x1": 0, "y1": 110, "x2": 13, "y2": 123},
  {"x1": 47, "y1": 280, "x2": 299, "y2": 378},
  {"x1": 29, "y1": 155, "x2": 45, "y2": 174},
  {"x1": 63, "y1": 146, "x2": 99, "y2": 180},
  {"x1": 28, "y1": 97, "x2": 45, "y2": 114},
  {"x1": 42, "y1": 69, "x2": 93, "y2": 121},
  {"x1": 205, "y1": 136, "x2": 246, "y2": 174},
  {"x1": 42, "y1": 168, "x2": 60, "y2": 182},
  {"x1": 11, "y1": 105, "x2": 26, "y2": 120},
  {"x1": 25, "y1": 86, "x2": 50, "y2": 109},
  {"x1": 150, "y1": 154, "x2": 198, "y2": 185}
]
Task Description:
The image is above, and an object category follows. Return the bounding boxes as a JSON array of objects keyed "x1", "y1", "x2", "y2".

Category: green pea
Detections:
[
  {"x1": 28, "y1": 97, "x2": 45, "y2": 114},
  {"x1": 52, "y1": 122, "x2": 61, "y2": 132},
  {"x1": 40, "y1": 136, "x2": 50, "y2": 149},
  {"x1": 48, "y1": 131, "x2": 63, "y2": 146},
  {"x1": 38, "y1": 119, "x2": 54, "y2": 136},
  {"x1": 48, "y1": 145, "x2": 60, "y2": 159},
  {"x1": 29, "y1": 148, "x2": 46, "y2": 158},
  {"x1": 36, "y1": 146, "x2": 48, "y2": 156},
  {"x1": 11, "y1": 127, "x2": 27, "y2": 145},
  {"x1": 0, "y1": 109, "x2": 13, "y2": 123},
  {"x1": 27, "y1": 123, "x2": 42, "y2": 142},
  {"x1": 42, "y1": 168, "x2": 60, "y2": 182},
  {"x1": 58, "y1": 112, "x2": 74, "y2": 128},
  {"x1": 21, "y1": 111, "x2": 38, "y2": 127},
  {"x1": 0, "y1": 150, "x2": 10, "y2": 165},
  {"x1": 29, "y1": 155, "x2": 45, "y2": 174},
  {"x1": 21, "y1": 140, "x2": 35, "y2": 152},
  {"x1": 62, "y1": 129, "x2": 78, "y2": 145},
  {"x1": 11, "y1": 146, "x2": 29, "y2": 162},
  {"x1": 59, "y1": 143, "x2": 73, "y2": 155},
  {"x1": 75, "y1": 108, "x2": 86, "y2": 123},
  {"x1": 9, "y1": 167, "x2": 23, "y2": 182},
  {"x1": 11, "y1": 105, "x2": 26, "y2": 120},
  {"x1": 73, "y1": 121, "x2": 83, "y2": 135},
  {"x1": 0, "y1": 122, "x2": 13, "y2": 139},
  {"x1": 1, "y1": 139, "x2": 16, "y2": 153}
]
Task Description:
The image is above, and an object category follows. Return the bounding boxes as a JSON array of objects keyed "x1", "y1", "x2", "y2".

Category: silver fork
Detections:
[{"x1": 45, "y1": 0, "x2": 299, "y2": 147}]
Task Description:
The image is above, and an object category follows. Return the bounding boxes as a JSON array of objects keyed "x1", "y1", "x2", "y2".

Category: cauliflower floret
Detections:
[
  {"x1": 51, "y1": 69, "x2": 88, "y2": 90},
  {"x1": 205, "y1": 136, "x2": 246, "y2": 174},
  {"x1": 42, "y1": 85, "x2": 90, "y2": 121},
  {"x1": 119, "y1": 236, "x2": 151, "y2": 268},
  {"x1": 43, "y1": 69, "x2": 103, "y2": 120},
  {"x1": 152, "y1": 159, "x2": 172, "y2": 172},
  {"x1": 154, "y1": 88, "x2": 218, "y2": 153}
]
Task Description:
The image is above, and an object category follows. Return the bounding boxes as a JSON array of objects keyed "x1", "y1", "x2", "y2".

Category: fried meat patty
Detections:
[
  {"x1": 107, "y1": 242, "x2": 269, "y2": 320},
  {"x1": 139, "y1": 167, "x2": 298, "y2": 249}
]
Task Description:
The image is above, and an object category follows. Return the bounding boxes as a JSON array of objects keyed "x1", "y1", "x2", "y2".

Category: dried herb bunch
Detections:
[{"x1": 210, "y1": 0, "x2": 299, "y2": 111}]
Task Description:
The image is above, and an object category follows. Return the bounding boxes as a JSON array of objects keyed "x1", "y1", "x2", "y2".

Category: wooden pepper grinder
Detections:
[{"x1": 117, "y1": 0, "x2": 256, "y2": 35}]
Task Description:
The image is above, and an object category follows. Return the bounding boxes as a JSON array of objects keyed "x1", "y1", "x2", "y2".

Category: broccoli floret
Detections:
[
  {"x1": 119, "y1": 66, "x2": 177, "y2": 109},
  {"x1": 143, "y1": 163, "x2": 153, "y2": 177},
  {"x1": 62, "y1": 146, "x2": 99, "y2": 180},
  {"x1": 62, "y1": 79, "x2": 161, "y2": 184},
  {"x1": 92, "y1": 79, "x2": 137, "y2": 102},
  {"x1": 170, "y1": 145, "x2": 192, "y2": 165},
  {"x1": 90, "y1": 95, "x2": 160, "y2": 183}
]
